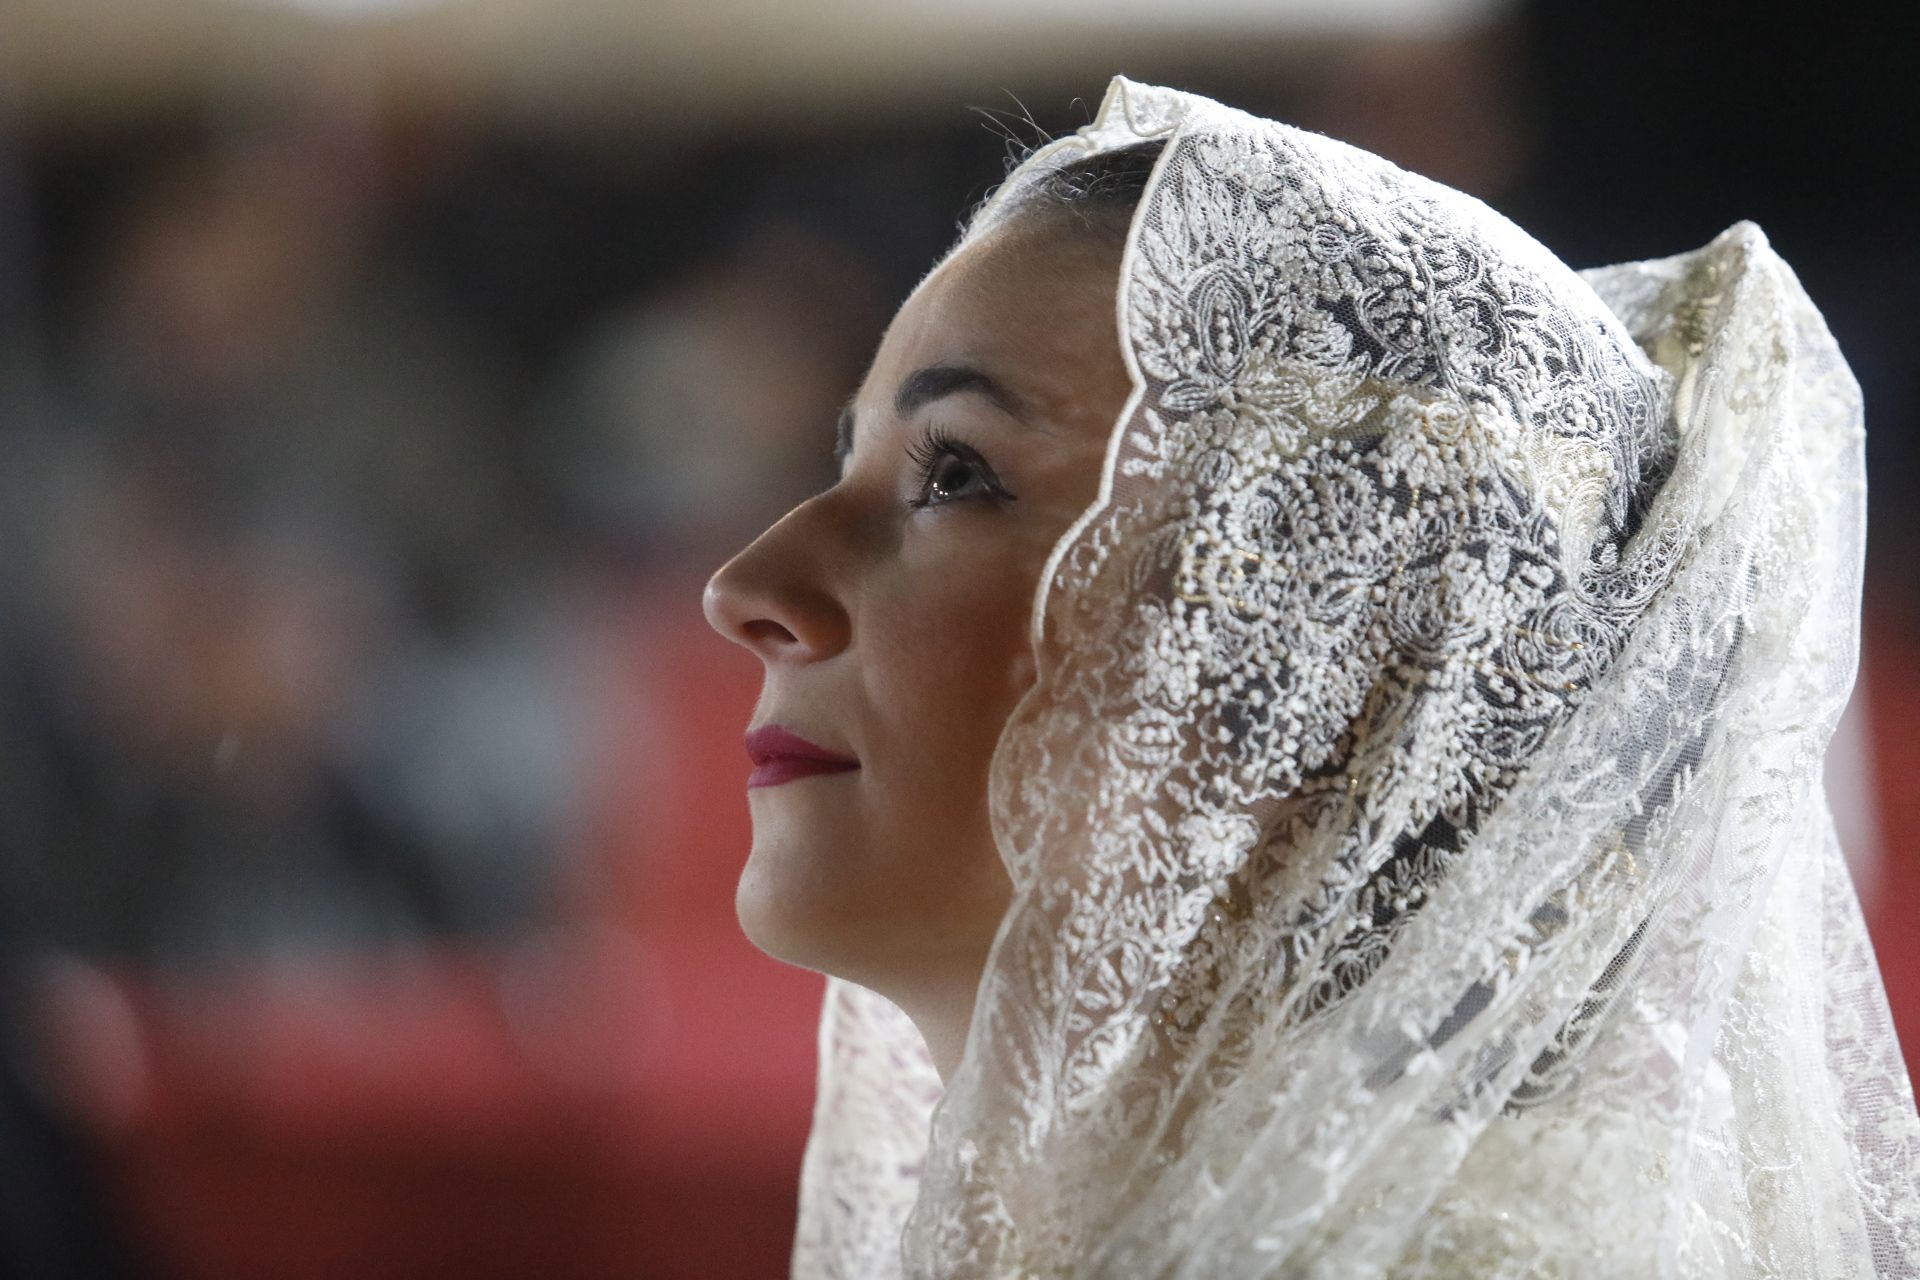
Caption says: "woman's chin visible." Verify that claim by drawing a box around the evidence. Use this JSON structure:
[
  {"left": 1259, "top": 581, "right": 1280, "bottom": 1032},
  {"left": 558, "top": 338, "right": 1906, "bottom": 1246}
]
[{"left": 733, "top": 849, "right": 856, "bottom": 975}]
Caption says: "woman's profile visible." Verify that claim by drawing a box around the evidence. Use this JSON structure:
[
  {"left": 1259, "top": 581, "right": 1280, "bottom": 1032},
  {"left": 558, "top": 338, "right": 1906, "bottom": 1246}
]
[{"left": 704, "top": 77, "right": 1920, "bottom": 1278}]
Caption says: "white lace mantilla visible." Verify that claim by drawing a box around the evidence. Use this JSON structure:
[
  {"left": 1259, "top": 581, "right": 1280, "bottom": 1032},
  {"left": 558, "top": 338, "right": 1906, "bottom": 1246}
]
[{"left": 793, "top": 77, "right": 1920, "bottom": 1279}]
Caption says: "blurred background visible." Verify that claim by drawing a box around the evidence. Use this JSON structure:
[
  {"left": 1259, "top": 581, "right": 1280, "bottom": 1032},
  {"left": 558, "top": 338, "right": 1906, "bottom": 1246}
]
[{"left": 0, "top": 0, "right": 1912, "bottom": 1275}]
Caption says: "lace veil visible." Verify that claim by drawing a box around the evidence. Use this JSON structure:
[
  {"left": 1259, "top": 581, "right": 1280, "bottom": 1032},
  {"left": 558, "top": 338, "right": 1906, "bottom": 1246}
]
[{"left": 791, "top": 77, "right": 1920, "bottom": 1278}]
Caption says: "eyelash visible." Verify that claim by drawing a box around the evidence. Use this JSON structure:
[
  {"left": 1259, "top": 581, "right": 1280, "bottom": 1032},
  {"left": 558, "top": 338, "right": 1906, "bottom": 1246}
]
[{"left": 904, "top": 425, "right": 1013, "bottom": 510}]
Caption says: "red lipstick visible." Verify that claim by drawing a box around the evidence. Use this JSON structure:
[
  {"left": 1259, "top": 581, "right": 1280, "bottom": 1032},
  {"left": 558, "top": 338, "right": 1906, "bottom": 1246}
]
[{"left": 745, "top": 725, "right": 860, "bottom": 790}]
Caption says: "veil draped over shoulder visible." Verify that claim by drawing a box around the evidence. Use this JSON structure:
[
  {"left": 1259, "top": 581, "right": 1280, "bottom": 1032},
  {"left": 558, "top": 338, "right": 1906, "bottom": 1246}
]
[{"left": 792, "top": 77, "right": 1920, "bottom": 1278}]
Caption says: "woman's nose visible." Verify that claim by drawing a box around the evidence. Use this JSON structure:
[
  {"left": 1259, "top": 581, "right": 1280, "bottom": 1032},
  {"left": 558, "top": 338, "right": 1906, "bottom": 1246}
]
[{"left": 702, "top": 515, "right": 852, "bottom": 664}]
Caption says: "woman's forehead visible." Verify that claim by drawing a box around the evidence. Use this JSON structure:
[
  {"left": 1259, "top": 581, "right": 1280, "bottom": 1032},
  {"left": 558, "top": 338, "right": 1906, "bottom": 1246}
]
[{"left": 853, "top": 224, "right": 1122, "bottom": 418}]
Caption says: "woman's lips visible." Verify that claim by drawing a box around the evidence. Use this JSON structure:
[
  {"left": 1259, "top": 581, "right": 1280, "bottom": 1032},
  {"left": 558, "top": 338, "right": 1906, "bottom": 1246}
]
[
  {"left": 748, "top": 756, "right": 860, "bottom": 788},
  {"left": 745, "top": 724, "right": 860, "bottom": 790}
]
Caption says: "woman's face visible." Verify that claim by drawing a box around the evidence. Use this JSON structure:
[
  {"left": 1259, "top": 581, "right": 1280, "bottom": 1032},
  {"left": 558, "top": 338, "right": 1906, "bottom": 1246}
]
[{"left": 702, "top": 216, "right": 1131, "bottom": 1014}]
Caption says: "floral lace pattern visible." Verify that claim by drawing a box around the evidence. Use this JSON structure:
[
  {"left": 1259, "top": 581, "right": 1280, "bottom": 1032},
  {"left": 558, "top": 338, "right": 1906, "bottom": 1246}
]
[{"left": 793, "top": 77, "right": 1920, "bottom": 1278}]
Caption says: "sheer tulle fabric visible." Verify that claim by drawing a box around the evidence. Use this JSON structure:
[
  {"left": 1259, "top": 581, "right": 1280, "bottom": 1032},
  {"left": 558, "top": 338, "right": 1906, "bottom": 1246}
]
[{"left": 793, "top": 78, "right": 1920, "bottom": 1278}]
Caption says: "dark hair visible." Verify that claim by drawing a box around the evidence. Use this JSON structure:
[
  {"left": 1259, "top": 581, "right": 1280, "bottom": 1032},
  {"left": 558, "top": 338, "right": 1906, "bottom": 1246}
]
[{"left": 996, "top": 138, "right": 1168, "bottom": 244}]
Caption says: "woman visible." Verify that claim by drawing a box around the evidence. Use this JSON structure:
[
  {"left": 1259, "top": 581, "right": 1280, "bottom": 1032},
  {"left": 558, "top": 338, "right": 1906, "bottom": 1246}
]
[{"left": 704, "top": 78, "right": 1920, "bottom": 1277}]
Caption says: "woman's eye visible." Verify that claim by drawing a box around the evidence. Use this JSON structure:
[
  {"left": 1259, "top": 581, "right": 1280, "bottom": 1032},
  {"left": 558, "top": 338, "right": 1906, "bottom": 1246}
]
[
  {"left": 925, "top": 453, "right": 984, "bottom": 501},
  {"left": 905, "top": 428, "right": 1013, "bottom": 510}
]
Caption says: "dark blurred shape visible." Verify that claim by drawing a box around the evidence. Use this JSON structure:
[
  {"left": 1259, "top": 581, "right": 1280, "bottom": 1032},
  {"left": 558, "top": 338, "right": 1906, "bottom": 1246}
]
[
  {"left": 537, "top": 221, "right": 885, "bottom": 561},
  {"left": 1515, "top": 0, "right": 1919, "bottom": 616},
  {"left": 0, "top": 960, "right": 138, "bottom": 1280}
]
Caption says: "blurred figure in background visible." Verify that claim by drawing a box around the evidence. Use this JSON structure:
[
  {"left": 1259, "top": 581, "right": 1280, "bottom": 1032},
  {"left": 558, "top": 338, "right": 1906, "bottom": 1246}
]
[
  {"left": 18, "top": 106, "right": 554, "bottom": 961},
  {"left": 541, "top": 221, "right": 880, "bottom": 563},
  {"left": 0, "top": 125, "right": 140, "bottom": 1280}
]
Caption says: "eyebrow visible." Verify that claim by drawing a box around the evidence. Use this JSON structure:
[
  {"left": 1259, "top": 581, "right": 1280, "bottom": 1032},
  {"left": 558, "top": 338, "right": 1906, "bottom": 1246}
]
[{"left": 834, "top": 363, "right": 1029, "bottom": 467}]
